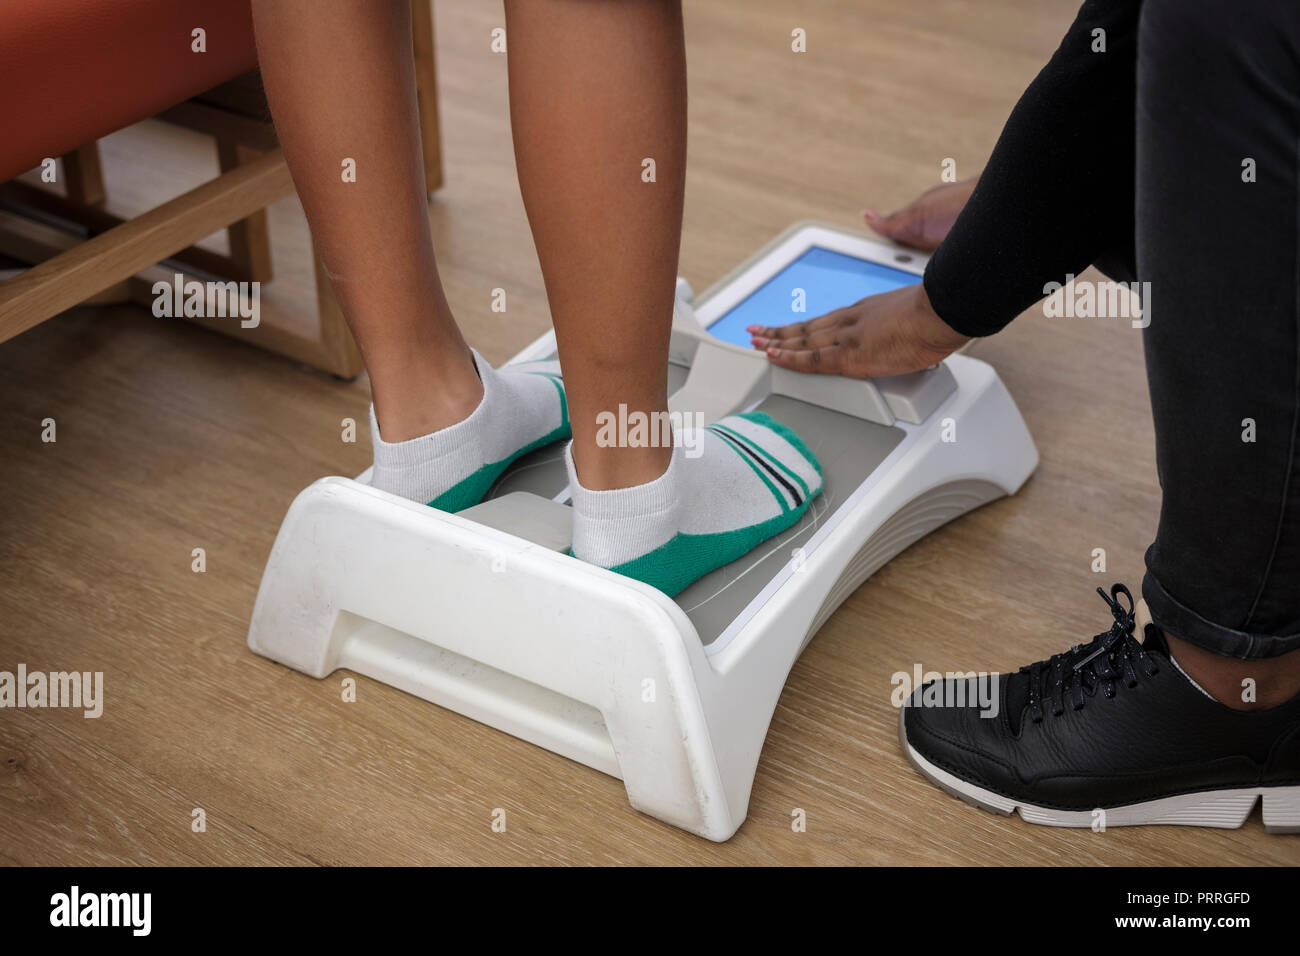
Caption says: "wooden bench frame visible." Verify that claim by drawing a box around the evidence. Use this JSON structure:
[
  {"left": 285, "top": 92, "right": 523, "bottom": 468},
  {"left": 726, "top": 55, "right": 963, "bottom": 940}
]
[{"left": 0, "top": 0, "right": 442, "bottom": 380}]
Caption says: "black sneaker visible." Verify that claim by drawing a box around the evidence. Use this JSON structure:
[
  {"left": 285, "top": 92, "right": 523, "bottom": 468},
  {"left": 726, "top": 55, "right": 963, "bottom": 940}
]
[{"left": 899, "top": 583, "right": 1300, "bottom": 832}]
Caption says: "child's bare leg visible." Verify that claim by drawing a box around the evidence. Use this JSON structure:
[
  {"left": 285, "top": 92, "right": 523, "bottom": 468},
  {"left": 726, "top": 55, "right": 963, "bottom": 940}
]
[
  {"left": 505, "top": 0, "right": 684, "bottom": 491},
  {"left": 252, "top": 0, "right": 571, "bottom": 511},
  {"left": 506, "top": 0, "right": 823, "bottom": 596},
  {"left": 251, "top": 0, "right": 478, "bottom": 441}
]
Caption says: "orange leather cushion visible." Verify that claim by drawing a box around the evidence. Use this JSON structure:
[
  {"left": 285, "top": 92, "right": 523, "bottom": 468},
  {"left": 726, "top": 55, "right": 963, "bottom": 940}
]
[{"left": 0, "top": 0, "right": 257, "bottom": 183}]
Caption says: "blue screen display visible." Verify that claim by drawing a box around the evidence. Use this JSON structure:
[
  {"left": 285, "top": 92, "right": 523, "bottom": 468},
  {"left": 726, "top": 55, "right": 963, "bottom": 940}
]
[{"left": 705, "top": 246, "right": 922, "bottom": 347}]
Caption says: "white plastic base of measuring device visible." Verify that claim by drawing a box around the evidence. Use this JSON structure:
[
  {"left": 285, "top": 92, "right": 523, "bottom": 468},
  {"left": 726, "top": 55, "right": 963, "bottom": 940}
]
[{"left": 248, "top": 231, "right": 1038, "bottom": 842}]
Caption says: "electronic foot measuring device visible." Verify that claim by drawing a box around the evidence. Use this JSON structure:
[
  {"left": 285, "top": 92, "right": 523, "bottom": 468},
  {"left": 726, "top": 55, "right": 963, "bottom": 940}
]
[{"left": 247, "top": 222, "right": 1038, "bottom": 841}]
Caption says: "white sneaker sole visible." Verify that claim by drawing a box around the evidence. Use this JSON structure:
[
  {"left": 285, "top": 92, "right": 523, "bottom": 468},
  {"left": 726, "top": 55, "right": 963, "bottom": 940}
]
[{"left": 898, "top": 708, "right": 1300, "bottom": 833}]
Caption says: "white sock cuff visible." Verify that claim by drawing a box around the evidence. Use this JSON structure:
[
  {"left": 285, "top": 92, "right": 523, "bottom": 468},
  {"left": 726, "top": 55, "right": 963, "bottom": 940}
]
[
  {"left": 368, "top": 351, "right": 496, "bottom": 503},
  {"left": 566, "top": 443, "right": 681, "bottom": 566},
  {"left": 716, "top": 414, "right": 821, "bottom": 491},
  {"left": 565, "top": 443, "right": 680, "bottom": 520}
]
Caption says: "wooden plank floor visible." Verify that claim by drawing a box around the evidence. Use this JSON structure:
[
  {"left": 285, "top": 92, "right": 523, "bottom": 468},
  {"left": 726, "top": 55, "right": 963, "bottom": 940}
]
[{"left": 2, "top": 0, "right": 1295, "bottom": 866}]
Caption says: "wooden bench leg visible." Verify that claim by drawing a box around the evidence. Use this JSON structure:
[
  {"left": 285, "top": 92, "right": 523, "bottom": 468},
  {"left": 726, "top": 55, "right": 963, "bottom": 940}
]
[
  {"left": 0, "top": 149, "right": 361, "bottom": 380},
  {"left": 4, "top": 62, "right": 389, "bottom": 381},
  {"left": 61, "top": 143, "right": 106, "bottom": 207},
  {"left": 412, "top": 0, "right": 444, "bottom": 195},
  {"left": 0, "top": 149, "right": 292, "bottom": 342},
  {"left": 217, "top": 140, "right": 275, "bottom": 283},
  {"left": 312, "top": 243, "right": 365, "bottom": 380}
]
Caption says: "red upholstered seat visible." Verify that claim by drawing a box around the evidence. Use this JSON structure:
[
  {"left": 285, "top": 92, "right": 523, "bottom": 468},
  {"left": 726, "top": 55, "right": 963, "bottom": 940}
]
[{"left": 0, "top": 0, "right": 257, "bottom": 183}]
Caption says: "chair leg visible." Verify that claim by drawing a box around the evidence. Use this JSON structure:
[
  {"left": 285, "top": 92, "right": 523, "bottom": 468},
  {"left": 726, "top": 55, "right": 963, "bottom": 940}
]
[
  {"left": 61, "top": 143, "right": 106, "bottom": 207},
  {"left": 312, "top": 242, "right": 365, "bottom": 380},
  {"left": 217, "top": 140, "right": 275, "bottom": 283},
  {"left": 5, "top": 74, "right": 370, "bottom": 380},
  {"left": 0, "top": 149, "right": 293, "bottom": 345},
  {"left": 411, "top": 0, "right": 444, "bottom": 195}
]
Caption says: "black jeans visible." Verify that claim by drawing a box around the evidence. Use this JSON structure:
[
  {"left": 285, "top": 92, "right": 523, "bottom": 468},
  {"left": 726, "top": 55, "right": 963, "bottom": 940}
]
[
  {"left": 1117, "top": 0, "right": 1300, "bottom": 659},
  {"left": 923, "top": 0, "right": 1300, "bottom": 658}
]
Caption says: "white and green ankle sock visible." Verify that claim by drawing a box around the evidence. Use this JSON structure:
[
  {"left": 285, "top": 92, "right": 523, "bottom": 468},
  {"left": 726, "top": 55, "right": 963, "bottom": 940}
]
[
  {"left": 369, "top": 350, "right": 569, "bottom": 512},
  {"left": 566, "top": 410, "right": 823, "bottom": 596}
]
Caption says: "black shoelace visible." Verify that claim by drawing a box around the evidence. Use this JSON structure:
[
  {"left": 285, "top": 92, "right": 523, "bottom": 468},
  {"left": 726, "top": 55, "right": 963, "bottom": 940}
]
[{"left": 1024, "top": 583, "right": 1161, "bottom": 723}]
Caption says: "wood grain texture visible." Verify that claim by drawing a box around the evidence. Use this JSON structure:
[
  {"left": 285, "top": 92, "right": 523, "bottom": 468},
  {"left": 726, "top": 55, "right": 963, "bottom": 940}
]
[
  {"left": 412, "top": 0, "right": 446, "bottom": 195},
  {"left": 216, "top": 142, "right": 275, "bottom": 284},
  {"left": 1, "top": 0, "right": 1295, "bottom": 866},
  {"left": 0, "top": 149, "right": 292, "bottom": 343},
  {"left": 61, "top": 144, "right": 105, "bottom": 208}
]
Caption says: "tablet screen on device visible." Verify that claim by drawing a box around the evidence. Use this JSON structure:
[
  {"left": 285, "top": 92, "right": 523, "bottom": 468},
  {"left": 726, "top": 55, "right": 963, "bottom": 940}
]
[{"left": 705, "top": 246, "right": 922, "bottom": 347}]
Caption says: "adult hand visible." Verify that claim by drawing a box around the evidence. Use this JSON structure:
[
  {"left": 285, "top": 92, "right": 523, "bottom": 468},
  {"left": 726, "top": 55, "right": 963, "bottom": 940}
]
[
  {"left": 862, "top": 178, "right": 976, "bottom": 251},
  {"left": 747, "top": 283, "right": 969, "bottom": 378}
]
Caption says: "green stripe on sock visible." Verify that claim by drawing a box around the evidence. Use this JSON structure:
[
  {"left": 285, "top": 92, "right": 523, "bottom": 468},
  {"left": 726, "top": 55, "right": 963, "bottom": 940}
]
[
  {"left": 708, "top": 425, "right": 792, "bottom": 515},
  {"left": 541, "top": 375, "right": 570, "bottom": 433},
  {"left": 609, "top": 411, "right": 824, "bottom": 596},
  {"left": 428, "top": 378, "right": 570, "bottom": 512},
  {"left": 734, "top": 410, "right": 823, "bottom": 478},
  {"left": 710, "top": 421, "right": 810, "bottom": 501},
  {"left": 608, "top": 491, "right": 816, "bottom": 597}
]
